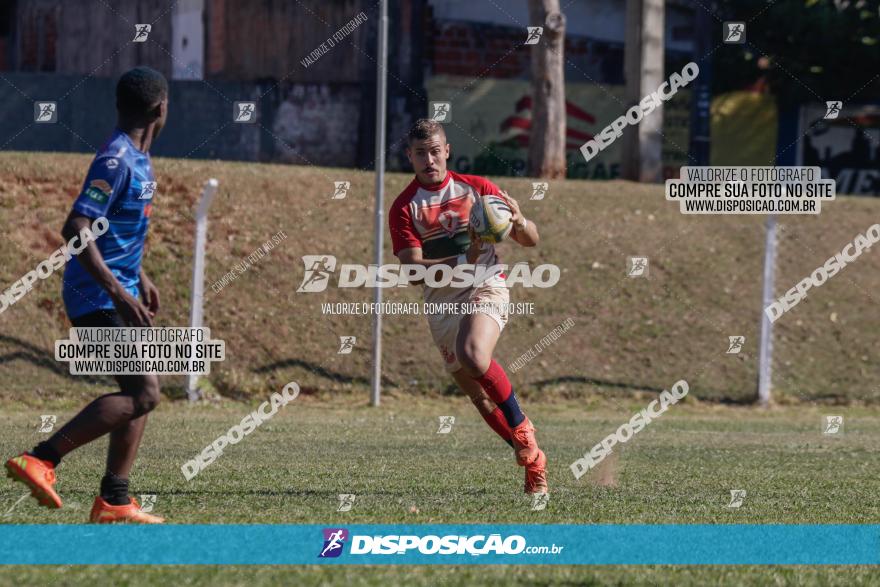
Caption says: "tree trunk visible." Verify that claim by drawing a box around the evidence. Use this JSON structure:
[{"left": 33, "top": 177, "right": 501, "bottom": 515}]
[
  {"left": 621, "top": 0, "right": 665, "bottom": 182},
  {"left": 527, "top": 0, "right": 566, "bottom": 179}
]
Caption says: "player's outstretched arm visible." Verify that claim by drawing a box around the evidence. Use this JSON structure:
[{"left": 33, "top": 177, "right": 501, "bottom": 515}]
[
  {"left": 499, "top": 191, "right": 539, "bottom": 247},
  {"left": 61, "top": 211, "right": 153, "bottom": 326}
]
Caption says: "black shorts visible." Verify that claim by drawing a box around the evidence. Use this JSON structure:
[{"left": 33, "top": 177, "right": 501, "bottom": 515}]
[{"left": 70, "top": 309, "right": 126, "bottom": 329}]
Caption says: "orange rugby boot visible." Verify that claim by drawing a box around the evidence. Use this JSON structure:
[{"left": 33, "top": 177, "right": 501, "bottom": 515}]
[
  {"left": 4, "top": 453, "right": 63, "bottom": 509},
  {"left": 89, "top": 496, "right": 165, "bottom": 524},
  {"left": 524, "top": 449, "right": 549, "bottom": 494},
  {"left": 510, "top": 417, "right": 540, "bottom": 466}
]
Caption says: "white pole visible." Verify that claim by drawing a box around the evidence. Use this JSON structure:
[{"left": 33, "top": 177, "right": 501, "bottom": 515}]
[
  {"left": 187, "top": 178, "right": 219, "bottom": 401},
  {"left": 757, "top": 214, "right": 777, "bottom": 406},
  {"left": 370, "top": 0, "right": 389, "bottom": 407}
]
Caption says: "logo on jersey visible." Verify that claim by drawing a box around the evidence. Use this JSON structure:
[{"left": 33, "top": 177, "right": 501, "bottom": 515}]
[
  {"left": 84, "top": 179, "right": 113, "bottom": 204},
  {"left": 139, "top": 181, "right": 157, "bottom": 200},
  {"left": 297, "top": 255, "right": 337, "bottom": 292},
  {"left": 319, "top": 528, "right": 349, "bottom": 558},
  {"left": 438, "top": 210, "right": 460, "bottom": 235},
  {"left": 34, "top": 102, "right": 57, "bottom": 123}
]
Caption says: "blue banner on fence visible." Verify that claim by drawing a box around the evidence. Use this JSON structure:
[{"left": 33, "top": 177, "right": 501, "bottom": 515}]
[{"left": 1, "top": 524, "right": 878, "bottom": 565}]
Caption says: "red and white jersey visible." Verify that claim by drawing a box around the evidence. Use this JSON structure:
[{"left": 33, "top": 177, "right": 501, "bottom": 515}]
[{"left": 389, "top": 171, "right": 505, "bottom": 302}]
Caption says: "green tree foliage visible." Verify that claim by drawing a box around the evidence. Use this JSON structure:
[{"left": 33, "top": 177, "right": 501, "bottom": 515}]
[{"left": 713, "top": 0, "right": 880, "bottom": 104}]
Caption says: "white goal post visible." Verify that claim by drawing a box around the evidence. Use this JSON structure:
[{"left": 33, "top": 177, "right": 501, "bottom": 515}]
[
  {"left": 187, "top": 178, "right": 219, "bottom": 401},
  {"left": 370, "top": 0, "right": 389, "bottom": 407},
  {"left": 757, "top": 215, "right": 777, "bottom": 406}
]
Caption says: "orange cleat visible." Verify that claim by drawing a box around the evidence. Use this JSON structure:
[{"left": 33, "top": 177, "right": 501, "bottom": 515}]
[
  {"left": 89, "top": 496, "right": 165, "bottom": 524},
  {"left": 511, "top": 417, "right": 540, "bottom": 466},
  {"left": 4, "top": 453, "right": 63, "bottom": 509},
  {"left": 524, "top": 449, "right": 548, "bottom": 494}
]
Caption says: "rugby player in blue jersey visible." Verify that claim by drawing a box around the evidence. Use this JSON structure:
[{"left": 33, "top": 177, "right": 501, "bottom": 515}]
[{"left": 5, "top": 67, "right": 168, "bottom": 523}]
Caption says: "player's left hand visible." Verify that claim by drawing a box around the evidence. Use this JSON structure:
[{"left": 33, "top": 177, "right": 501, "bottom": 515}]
[
  {"left": 499, "top": 190, "right": 527, "bottom": 232},
  {"left": 139, "top": 273, "right": 161, "bottom": 317}
]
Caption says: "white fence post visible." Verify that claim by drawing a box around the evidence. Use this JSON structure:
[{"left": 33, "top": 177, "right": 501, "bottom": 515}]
[
  {"left": 187, "top": 178, "right": 219, "bottom": 401},
  {"left": 370, "top": 0, "right": 389, "bottom": 408},
  {"left": 757, "top": 215, "right": 777, "bottom": 406}
]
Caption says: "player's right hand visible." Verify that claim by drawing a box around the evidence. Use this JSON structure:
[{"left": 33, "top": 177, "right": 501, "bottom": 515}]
[{"left": 112, "top": 290, "right": 154, "bottom": 327}]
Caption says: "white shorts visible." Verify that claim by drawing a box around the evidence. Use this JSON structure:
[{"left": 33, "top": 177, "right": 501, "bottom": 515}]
[{"left": 426, "top": 284, "right": 510, "bottom": 373}]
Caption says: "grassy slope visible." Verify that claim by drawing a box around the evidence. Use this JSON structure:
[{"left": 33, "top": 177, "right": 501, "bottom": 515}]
[
  {"left": 1, "top": 399, "right": 878, "bottom": 584},
  {"left": 0, "top": 152, "right": 878, "bottom": 405}
]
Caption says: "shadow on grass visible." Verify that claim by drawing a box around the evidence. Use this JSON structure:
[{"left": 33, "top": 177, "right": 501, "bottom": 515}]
[
  {"left": 0, "top": 333, "right": 114, "bottom": 387},
  {"left": 117, "top": 486, "right": 497, "bottom": 498},
  {"left": 533, "top": 375, "right": 667, "bottom": 394},
  {"left": 0, "top": 333, "right": 750, "bottom": 404},
  {"left": 531, "top": 375, "right": 753, "bottom": 405},
  {"left": 420, "top": 375, "right": 751, "bottom": 404},
  {"left": 253, "top": 357, "right": 397, "bottom": 388}
]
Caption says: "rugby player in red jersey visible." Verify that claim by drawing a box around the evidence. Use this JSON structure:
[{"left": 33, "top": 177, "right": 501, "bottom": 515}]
[{"left": 389, "top": 119, "right": 548, "bottom": 494}]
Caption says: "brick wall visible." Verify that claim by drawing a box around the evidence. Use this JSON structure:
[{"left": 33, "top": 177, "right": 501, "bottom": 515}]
[
  {"left": 204, "top": 0, "right": 370, "bottom": 83},
  {"left": 206, "top": 0, "right": 226, "bottom": 76},
  {"left": 0, "top": 38, "right": 8, "bottom": 71},
  {"left": 431, "top": 21, "right": 531, "bottom": 79},
  {"left": 9, "top": 0, "right": 174, "bottom": 77},
  {"left": 428, "top": 19, "right": 625, "bottom": 84}
]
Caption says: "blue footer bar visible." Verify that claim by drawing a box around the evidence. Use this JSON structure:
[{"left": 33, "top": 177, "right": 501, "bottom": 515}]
[{"left": 1, "top": 524, "right": 878, "bottom": 565}]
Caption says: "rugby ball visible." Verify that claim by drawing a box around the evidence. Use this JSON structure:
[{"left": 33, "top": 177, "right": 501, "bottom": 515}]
[{"left": 469, "top": 194, "right": 513, "bottom": 243}]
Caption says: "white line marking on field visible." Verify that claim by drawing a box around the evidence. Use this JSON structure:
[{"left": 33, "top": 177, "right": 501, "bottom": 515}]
[{"left": 2, "top": 493, "right": 30, "bottom": 517}]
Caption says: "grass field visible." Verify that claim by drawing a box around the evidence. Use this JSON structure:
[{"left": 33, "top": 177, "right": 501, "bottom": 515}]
[
  {"left": 1, "top": 153, "right": 879, "bottom": 584},
  {"left": 2, "top": 397, "right": 879, "bottom": 584}
]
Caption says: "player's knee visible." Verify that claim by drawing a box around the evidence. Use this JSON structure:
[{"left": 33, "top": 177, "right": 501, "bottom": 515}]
[
  {"left": 132, "top": 376, "right": 161, "bottom": 415},
  {"left": 457, "top": 339, "right": 491, "bottom": 376}
]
